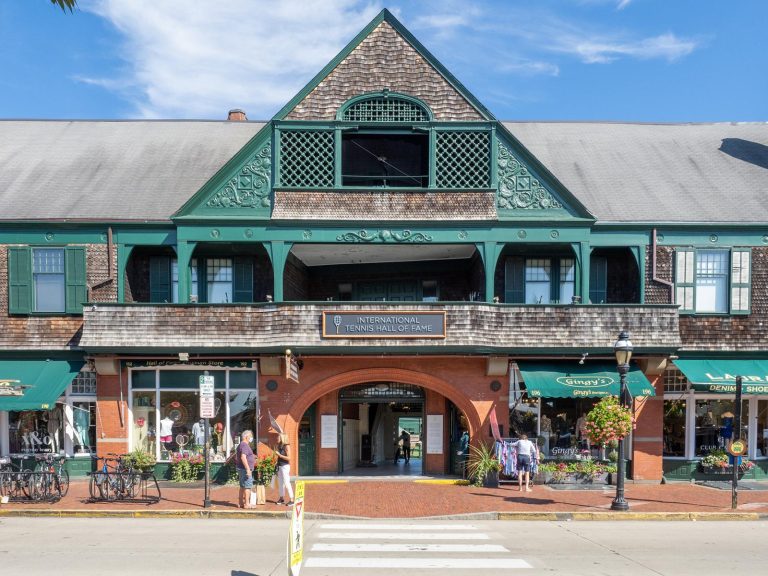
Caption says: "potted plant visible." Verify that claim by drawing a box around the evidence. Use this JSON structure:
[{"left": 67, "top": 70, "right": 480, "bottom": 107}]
[
  {"left": 170, "top": 452, "right": 205, "bottom": 483},
  {"left": 700, "top": 449, "right": 729, "bottom": 473},
  {"left": 124, "top": 448, "right": 157, "bottom": 476},
  {"left": 466, "top": 442, "right": 502, "bottom": 488}
]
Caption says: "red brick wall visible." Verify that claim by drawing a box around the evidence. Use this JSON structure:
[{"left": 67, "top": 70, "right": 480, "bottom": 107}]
[
  {"left": 631, "top": 374, "right": 663, "bottom": 481},
  {"left": 95, "top": 372, "right": 130, "bottom": 457}
]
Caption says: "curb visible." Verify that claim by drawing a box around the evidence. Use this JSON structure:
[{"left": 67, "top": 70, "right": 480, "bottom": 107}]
[{"left": 1, "top": 509, "right": 766, "bottom": 521}]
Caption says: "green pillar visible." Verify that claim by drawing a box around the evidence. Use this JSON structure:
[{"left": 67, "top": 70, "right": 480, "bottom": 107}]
[
  {"left": 265, "top": 241, "right": 292, "bottom": 302},
  {"left": 477, "top": 241, "right": 500, "bottom": 303},
  {"left": 572, "top": 241, "right": 591, "bottom": 302},
  {"left": 630, "top": 246, "right": 645, "bottom": 304},
  {"left": 116, "top": 244, "right": 134, "bottom": 303},
  {"left": 176, "top": 241, "right": 197, "bottom": 303}
]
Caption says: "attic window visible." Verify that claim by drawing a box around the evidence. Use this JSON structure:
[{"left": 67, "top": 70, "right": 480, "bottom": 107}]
[
  {"left": 341, "top": 95, "right": 430, "bottom": 122},
  {"left": 342, "top": 132, "right": 428, "bottom": 188}
]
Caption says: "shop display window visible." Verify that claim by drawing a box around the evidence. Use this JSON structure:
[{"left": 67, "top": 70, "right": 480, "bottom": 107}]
[
  {"left": 536, "top": 398, "right": 599, "bottom": 459},
  {"left": 9, "top": 408, "right": 64, "bottom": 454},
  {"left": 72, "top": 402, "right": 96, "bottom": 454},
  {"left": 694, "top": 399, "right": 748, "bottom": 457},
  {"left": 663, "top": 400, "right": 686, "bottom": 457},
  {"left": 158, "top": 391, "right": 226, "bottom": 460},
  {"left": 756, "top": 400, "right": 768, "bottom": 459}
]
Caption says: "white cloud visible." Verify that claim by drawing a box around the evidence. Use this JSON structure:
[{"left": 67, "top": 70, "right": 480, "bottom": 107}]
[
  {"left": 80, "top": 0, "right": 382, "bottom": 118},
  {"left": 616, "top": 0, "right": 633, "bottom": 10},
  {"left": 554, "top": 32, "right": 698, "bottom": 64},
  {"left": 497, "top": 59, "right": 560, "bottom": 77}
]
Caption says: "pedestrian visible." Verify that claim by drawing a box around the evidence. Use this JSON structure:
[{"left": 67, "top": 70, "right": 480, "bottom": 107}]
[
  {"left": 512, "top": 433, "right": 537, "bottom": 492},
  {"left": 458, "top": 429, "right": 470, "bottom": 479},
  {"left": 236, "top": 429, "right": 255, "bottom": 509},
  {"left": 399, "top": 429, "right": 411, "bottom": 464},
  {"left": 275, "top": 433, "right": 294, "bottom": 505}
]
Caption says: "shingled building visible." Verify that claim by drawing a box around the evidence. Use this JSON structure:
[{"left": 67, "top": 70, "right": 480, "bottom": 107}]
[{"left": 1, "top": 10, "right": 767, "bottom": 483}]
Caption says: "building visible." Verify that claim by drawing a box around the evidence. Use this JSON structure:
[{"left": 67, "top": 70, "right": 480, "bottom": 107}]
[{"left": 1, "top": 10, "right": 767, "bottom": 482}]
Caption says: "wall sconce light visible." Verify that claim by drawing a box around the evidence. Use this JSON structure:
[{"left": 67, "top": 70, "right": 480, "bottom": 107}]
[
  {"left": 579, "top": 353, "right": 588, "bottom": 365},
  {"left": 178, "top": 352, "right": 189, "bottom": 362}
]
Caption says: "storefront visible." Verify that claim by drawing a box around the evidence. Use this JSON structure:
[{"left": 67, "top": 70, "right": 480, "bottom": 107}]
[
  {"left": 512, "top": 362, "right": 656, "bottom": 462},
  {"left": 662, "top": 360, "right": 768, "bottom": 480},
  {"left": 125, "top": 361, "right": 258, "bottom": 463}
]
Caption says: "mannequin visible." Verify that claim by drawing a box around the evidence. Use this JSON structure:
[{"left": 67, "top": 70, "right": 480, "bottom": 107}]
[
  {"left": 73, "top": 405, "right": 92, "bottom": 453},
  {"left": 576, "top": 413, "right": 590, "bottom": 449},
  {"left": 192, "top": 419, "right": 205, "bottom": 446},
  {"left": 159, "top": 416, "right": 174, "bottom": 443}
]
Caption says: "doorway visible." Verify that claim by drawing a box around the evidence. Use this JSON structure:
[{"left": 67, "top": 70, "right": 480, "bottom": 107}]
[{"left": 338, "top": 382, "right": 425, "bottom": 475}]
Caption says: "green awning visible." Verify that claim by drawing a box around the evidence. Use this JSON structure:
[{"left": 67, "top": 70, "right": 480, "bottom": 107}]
[
  {"left": 674, "top": 359, "right": 768, "bottom": 394},
  {"left": 518, "top": 362, "right": 656, "bottom": 399},
  {"left": 0, "top": 359, "right": 84, "bottom": 411}
]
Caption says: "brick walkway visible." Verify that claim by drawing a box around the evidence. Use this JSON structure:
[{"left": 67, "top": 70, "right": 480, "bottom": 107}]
[{"left": 2, "top": 479, "right": 768, "bottom": 517}]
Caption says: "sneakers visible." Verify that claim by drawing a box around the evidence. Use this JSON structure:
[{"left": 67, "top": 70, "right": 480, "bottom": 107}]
[{"left": 276, "top": 499, "right": 285, "bottom": 505}]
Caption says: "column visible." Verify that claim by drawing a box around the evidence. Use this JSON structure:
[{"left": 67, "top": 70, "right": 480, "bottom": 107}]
[
  {"left": 0, "top": 411, "right": 9, "bottom": 456},
  {"left": 265, "top": 241, "right": 292, "bottom": 302},
  {"left": 116, "top": 244, "right": 134, "bottom": 303},
  {"left": 175, "top": 241, "right": 196, "bottom": 303}
]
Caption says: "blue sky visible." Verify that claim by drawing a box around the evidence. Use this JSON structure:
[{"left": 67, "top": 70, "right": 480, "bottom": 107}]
[{"left": 0, "top": 0, "right": 765, "bottom": 121}]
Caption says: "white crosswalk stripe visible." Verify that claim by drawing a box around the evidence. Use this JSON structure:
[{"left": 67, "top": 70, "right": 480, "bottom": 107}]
[{"left": 304, "top": 522, "right": 532, "bottom": 571}]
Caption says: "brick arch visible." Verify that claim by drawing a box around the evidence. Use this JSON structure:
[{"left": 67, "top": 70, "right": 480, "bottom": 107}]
[{"left": 288, "top": 367, "right": 482, "bottom": 444}]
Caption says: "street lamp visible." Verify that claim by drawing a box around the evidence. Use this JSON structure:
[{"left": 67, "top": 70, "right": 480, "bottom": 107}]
[{"left": 611, "top": 330, "right": 633, "bottom": 511}]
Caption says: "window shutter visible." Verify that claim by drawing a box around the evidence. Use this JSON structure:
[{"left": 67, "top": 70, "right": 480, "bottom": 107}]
[
  {"left": 149, "top": 256, "right": 171, "bottom": 303},
  {"left": 589, "top": 256, "right": 607, "bottom": 304},
  {"left": 233, "top": 257, "right": 254, "bottom": 303},
  {"left": 65, "top": 246, "right": 87, "bottom": 314},
  {"left": 8, "top": 247, "right": 32, "bottom": 314},
  {"left": 504, "top": 257, "right": 524, "bottom": 303},
  {"left": 730, "top": 248, "right": 751, "bottom": 314},
  {"left": 674, "top": 249, "right": 695, "bottom": 313}
]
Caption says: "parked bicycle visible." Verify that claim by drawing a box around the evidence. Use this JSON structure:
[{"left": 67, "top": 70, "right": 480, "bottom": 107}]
[
  {"left": 32, "top": 453, "right": 70, "bottom": 502},
  {"left": 0, "top": 456, "right": 35, "bottom": 501},
  {"left": 88, "top": 453, "right": 160, "bottom": 503}
]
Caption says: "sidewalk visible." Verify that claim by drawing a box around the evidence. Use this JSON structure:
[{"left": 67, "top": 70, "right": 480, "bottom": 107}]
[{"left": 2, "top": 478, "right": 768, "bottom": 519}]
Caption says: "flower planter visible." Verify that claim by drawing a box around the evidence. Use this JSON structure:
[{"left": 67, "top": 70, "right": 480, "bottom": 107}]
[{"left": 482, "top": 470, "right": 499, "bottom": 488}]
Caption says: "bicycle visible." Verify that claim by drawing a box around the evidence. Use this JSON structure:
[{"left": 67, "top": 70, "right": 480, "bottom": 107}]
[
  {"left": 32, "top": 453, "right": 70, "bottom": 502},
  {"left": 0, "top": 456, "right": 35, "bottom": 501},
  {"left": 89, "top": 453, "right": 159, "bottom": 503}
]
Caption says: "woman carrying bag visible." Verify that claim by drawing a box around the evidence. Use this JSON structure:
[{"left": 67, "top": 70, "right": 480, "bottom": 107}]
[{"left": 275, "top": 433, "right": 294, "bottom": 505}]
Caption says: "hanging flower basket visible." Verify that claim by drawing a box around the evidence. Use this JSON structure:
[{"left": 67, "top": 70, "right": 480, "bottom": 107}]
[{"left": 585, "top": 397, "right": 633, "bottom": 447}]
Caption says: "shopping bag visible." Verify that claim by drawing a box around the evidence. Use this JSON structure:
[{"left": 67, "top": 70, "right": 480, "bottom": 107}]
[
  {"left": 249, "top": 491, "right": 258, "bottom": 506},
  {"left": 256, "top": 484, "right": 266, "bottom": 505}
]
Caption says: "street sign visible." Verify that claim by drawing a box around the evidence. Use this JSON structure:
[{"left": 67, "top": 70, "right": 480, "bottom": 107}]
[
  {"left": 728, "top": 438, "right": 747, "bottom": 456},
  {"left": 200, "top": 397, "right": 215, "bottom": 419},
  {"left": 199, "top": 375, "right": 215, "bottom": 397},
  {"left": 288, "top": 480, "right": 305, "bottom": 576},
  {"left": 286, "top": 354, "right": 299, "bottom": 384}
]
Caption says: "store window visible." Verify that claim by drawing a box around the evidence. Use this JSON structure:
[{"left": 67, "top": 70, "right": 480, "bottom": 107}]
[
  {"left": 71, "top": 370, "right": 97, "bottom": 395},
  {"left": 694, "top": 399, "right": 749, "bottom": 457},
  {"left": 536, "top": 398, "right": 599, "bottom": 459},
  {"left": 663, "top": 400, "right": 686, "bottom": 457},
  {"left": 129, "top": 367, "right": 258, "bottom": 462},
  {"left": 72, "top": 402, "right": 96, "bottom": 454},
  {"left": 757, "top": 400, "right": 768, "bottom": 459},
  {"left": 9, "top": 408, "right": 64, "bottom": 454}
]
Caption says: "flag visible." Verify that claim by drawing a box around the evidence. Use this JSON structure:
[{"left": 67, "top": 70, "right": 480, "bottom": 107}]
[
  {"left": 489, "top": 406, "right": 503, "bottom": 442},
  {"left": 269, "top": 410, "right": 284, "bottom": 435}
]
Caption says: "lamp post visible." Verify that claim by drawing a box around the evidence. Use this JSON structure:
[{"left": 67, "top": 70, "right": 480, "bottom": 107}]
[{"left": 611, "top": 330, "right": 633, "bottom": 512}]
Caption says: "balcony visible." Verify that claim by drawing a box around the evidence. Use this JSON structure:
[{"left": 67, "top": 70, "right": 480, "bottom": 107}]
[{"left": 80, "top": 302, "right": 681, "bottom": 354}]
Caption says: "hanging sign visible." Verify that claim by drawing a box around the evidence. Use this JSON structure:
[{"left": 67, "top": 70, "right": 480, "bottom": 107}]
[
  {"left": 285, "top": 354, "right": 300, "bottom": 384},
  {"left": 728, "top": 438, "right": 748, "bottom": 456},
  {"left": 288, "top": 480, "right": 305, "bottom": 576}
]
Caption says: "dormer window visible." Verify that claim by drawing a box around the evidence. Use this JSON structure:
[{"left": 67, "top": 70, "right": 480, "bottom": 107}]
[{"left": 276, "top": 92, "right": 492, "bottom": 190}]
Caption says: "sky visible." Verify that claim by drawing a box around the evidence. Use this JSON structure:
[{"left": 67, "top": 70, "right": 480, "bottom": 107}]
[{"left": 0, "top": 0, "right": 765, "bottom": 122}]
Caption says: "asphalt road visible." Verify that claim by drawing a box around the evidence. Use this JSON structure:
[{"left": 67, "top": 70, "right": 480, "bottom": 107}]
[{"left": 2, "top": 518, "right": 767, "bottom": 575}]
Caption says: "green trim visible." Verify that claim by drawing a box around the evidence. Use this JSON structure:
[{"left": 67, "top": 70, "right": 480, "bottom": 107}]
[
  {"left": 172, "top": 124, "right": 272, "bottom": 219},
  {"left": 0, "top": 359, "right": 84, "bottom": 411},
  {"left": 336, "top": 91, "right": 434, "bottom": 121},
  {"left": 272, "top": 9, "right": 494, "bottom": 122}
]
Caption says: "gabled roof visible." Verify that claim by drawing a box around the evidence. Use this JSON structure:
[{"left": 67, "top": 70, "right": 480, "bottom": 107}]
[
  {"left": 506, "top": 122, "right": 768, "bottom": 223},
  {"left": 0, "top": 120, "right": 263, "bottom": 221},
  {"left": 274, "top": 9, "right": 494, "bottom": 122}
]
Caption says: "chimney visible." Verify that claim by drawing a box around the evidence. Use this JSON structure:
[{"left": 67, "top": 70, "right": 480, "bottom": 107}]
[{"left": 227, "top": 108, "right": 247, "bottom": 121}]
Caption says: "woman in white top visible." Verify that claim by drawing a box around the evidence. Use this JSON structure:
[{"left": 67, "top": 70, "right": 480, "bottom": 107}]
[{"left": 512, "top": 434, "right": 537, "bottom": 492}]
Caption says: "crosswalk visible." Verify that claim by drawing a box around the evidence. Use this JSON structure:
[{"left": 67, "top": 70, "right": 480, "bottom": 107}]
[{"left": 303, "top": 522, "right": 532, "bottom": 570}]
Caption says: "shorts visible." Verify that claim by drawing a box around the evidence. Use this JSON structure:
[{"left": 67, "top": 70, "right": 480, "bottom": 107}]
[
  {"left": 517, "top": 454, "right": 532, "bottom": 472},
  {"left": 238, "top": 468, "right": 253, "bottom": 489},
  {"left": 160, "top": 435, "right": 172, "bottom": 443}
]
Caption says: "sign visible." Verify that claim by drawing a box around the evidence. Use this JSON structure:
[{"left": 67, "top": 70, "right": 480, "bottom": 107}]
[
  {"left": 124, "top": 360, "right": 253, "bottom": 368},
  {"left": 322, "top": 311, "right": 446, "bottom": 339},
  {"left": 0, "top": 380, "right": 25, "bottom": 397},
  {"left": 426, "top": 414, "right": 443, "bottom": 455},
  {"left": 285, "top": 354, "right": 300, "bottom": 384},
  {"left": 288, "top": 480, "right": 305, "bottom": 576},
  {"left": 320, "top": 415, "right": 337, "bottom": 449},
  {"left": 199, "top": 375, "right": 215, "bottom": 397},
  {"left": 728, "top": 438, "right": 748, "bottom": 456},
  {"left": 200, "top": 397, "right": 215, "bottom": 418}
]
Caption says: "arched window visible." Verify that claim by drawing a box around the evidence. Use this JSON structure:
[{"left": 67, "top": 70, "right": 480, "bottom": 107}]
[{"left": 338, "top": 92, "right": 432, "bottom": 122}]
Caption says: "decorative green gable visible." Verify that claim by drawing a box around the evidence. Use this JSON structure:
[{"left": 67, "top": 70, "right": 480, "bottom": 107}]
[{"left": 173, "top": 126, "right": 272, "bottom": 219}]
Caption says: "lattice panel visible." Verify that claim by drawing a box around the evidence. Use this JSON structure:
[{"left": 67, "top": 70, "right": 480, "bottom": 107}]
[
  {"left": 342, "top": 97, "right": 429, "bottom": 122},
  {"left": 435, "top": 131, "right": 490, "bottom": 188},
  {"left": 279, "top": 130, "right": 335, "bottom": 187}
]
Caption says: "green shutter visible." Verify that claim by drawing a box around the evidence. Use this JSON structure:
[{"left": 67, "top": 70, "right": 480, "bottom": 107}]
[
  {"left": 233, "top": 257, "right": 253, "bottom": 303},
  {"left": 589, "top": 256, "right": 607, "bottom": 304},
  {"left": 504, "top": 257, "right": 524, "bottom": 303},
  {"left": 65, "top": 246, "right": 87, "bottom": 315},
  {"left": 149, "top": 256, "right": 171, "bottom": 303},
  {"left": 730, "top": 248, "right": 751, "bottom": 315},
  {"left": 8, "top": 247, "right": 32, "bottom": 314},
  {"left": 674, "top": 248, "right": 695, "bottom": 313}
]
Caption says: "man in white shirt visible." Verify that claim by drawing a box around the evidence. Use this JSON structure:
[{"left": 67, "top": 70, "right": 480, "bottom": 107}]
[{"left": 512, "top": 434, "right": 537, "bottom": 492}]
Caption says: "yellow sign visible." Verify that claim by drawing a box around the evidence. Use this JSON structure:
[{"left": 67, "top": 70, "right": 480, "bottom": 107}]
[
  {"left": 728, "top": 438, "right": 747, "bottom": 456},
  {"left": 288, "top": 480, "right": 305, "bottom": 576}
]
